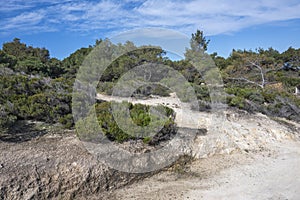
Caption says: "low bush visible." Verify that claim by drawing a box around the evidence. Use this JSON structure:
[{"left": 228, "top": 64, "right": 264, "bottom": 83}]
[{"left": 95, "top": 101, "right": 176, "bottom": 143}]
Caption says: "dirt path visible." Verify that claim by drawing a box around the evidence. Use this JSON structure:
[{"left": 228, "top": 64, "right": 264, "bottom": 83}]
[
  {"left": 104, "top": 140, "right": 300, "bottom": 200},
  {"left": 96, "top": 93, "right": 300, "bottom": 200},
  {"left": 96, "top": 93, "right": 212, "bottom": 129},
  {"left": 185, "top": 141, "right": 300, "bottom": 200}
]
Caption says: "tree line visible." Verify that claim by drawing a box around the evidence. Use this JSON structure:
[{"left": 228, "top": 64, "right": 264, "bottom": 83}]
[{"left": 0, "top": 31, "right": 299, "bottom": 140}]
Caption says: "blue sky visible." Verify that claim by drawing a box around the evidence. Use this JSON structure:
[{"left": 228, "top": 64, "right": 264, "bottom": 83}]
[{"left": 1, "top": 0, "right": 300, "bottom": 60}]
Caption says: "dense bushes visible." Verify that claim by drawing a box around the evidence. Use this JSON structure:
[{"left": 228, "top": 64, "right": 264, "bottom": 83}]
[
  {"left": 224, "top": 84, "right": 300, "bottom": 121},
  {"left": 220, "top": 47, "right": 300, "bottom": 121},
  {"left": 1, "top": 36, "right": 300, "bottom": 134},
  {"left": 94, "top": 101, "right": 176, "bottom": 143},
  {"left": 0, "top": 72, "right": 73, "bottom": 129},
  {"left": 0, "top": 104, "right": 17, "bottom": 131}
]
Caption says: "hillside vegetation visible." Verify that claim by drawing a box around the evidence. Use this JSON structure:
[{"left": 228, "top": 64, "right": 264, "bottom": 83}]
[{"left": 1, "top": 31, "right": 299, "bottom": 141}]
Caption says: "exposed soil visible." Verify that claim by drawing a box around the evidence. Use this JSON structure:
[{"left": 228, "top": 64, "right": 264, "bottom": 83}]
[
  {"left": 95, "top": 93, "right": 300, "bottom": 200},
  {"left": 0, "top": 93, "right": 299, "bottom": 199},
  {"left": 0, "top": 131, "right": 152, "bottom": 200},
  {"left": 105, "top": 141, "right": 300, "bottom": 200}
]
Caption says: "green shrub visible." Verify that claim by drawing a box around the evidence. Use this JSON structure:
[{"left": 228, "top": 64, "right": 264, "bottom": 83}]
[
  {"left": 0, "top": 105, "right": 17, "bottom": 131},
  {"left": 95, "top": 101, "right": 175, "bottom": 143},
  {"left": 58, "top": 114, "right": 74, "bottom": 129},
  {"left": 143, "top": 136, "right": 151, "bottom": 144},
  {"left": 229, "top": 96, "right": 245, "bottom": 109}
]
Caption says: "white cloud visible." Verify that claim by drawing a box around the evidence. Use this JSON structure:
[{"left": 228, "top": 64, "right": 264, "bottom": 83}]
[
  {"left": 112, "top": 28, "right": 188, "bottom": 41},
  {"left": 1, "top": 11, "right": 45, "bottom": 30},
  {"left": 1, "top": 0, "right": 300, "bottom": 36},
  {"left": 133, "top": 0, "right": 300, "bottom": 35},
  {"left": 0, "top": 0, "right": 71, "bottom": 12}
]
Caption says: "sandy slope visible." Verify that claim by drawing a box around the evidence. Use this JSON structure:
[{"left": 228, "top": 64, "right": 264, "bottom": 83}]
[
  {"left": 1, "top": 93, "right": 298, "bottom": 199},
  {"left": 185, "top": 141, "right": 300, "bottom": 200},
  {"left": 96, "top": 93, "right": 300, "bottom": 200},
  {"left": 102, "top": 141, "right": 300, "bottom": 200}
]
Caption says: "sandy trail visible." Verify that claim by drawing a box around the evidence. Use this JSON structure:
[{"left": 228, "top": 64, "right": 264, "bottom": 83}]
[
  {"left": 185, "top": 141, "right": 300, "bottom": 200},
  {"left": 96, "top": 93, "right": 212, "bottom": 129},
  {"left": 95, "top": 92, "right": 300, "bottom": 200},
  {"left": 105, "top": 141, "right": 300, "bottom": 200}
]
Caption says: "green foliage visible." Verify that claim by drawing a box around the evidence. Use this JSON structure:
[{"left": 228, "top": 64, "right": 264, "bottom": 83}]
[
  {"left": 97, "top": 82, "right": 114, "bottom": 95},
  {"left": 0, "top": 103, "right": 17, "bottom": 131},
  {"left": 0, "top": 38, "right": 67, "bottom": 78},
  {"left": 16, "top": 57, "right": 47, "bottom": 75},
  {"left": 1, "top": 35, "right": 300, "bottom": 132},
  {"left": 2, "top": 38, "right": 27, "bottom": 60},
  {"left": 94, "top": 46, "right": 167, "bottom": 97},
  {"left": 211, "top": 52, "right": 230, "bottom": 70},
  {"left": 279, "top": 47, "right": 300, "bottom": 64},
  {"left": 261, "top": 90, "right": 277, "bottom": 103},
  {"left": 133, "top": 84, "right": 171, "bottom": 98},
  {"left": 189, "top": 29, "right": 210, "bottom": 52},
  {"left": 0, "top": 50, "right": 17, "bottom": 68},
  {"left": 58, "top": 114, "right": 74, "bottom": 129},
  {"left": 61, "top": 47, "right": 93, "bottom": 78},
  {"left": 142, "top": 136, "right": 151, "bottom": 144},
  {"left": 95, "top": 101, "right": 175, "bottom": 143},
  {"left": 0, "top": 73, "right": 73, "bottom": 129},
  {"left": 3, "top": 38, "right": 50, "bottom": 62},
  {"left": 129, "top": 103, "right": 151, "bottom": 126},
  {"left": 226, "top": 87, "right": 262, "bottom": 100},
  {"left": 228, "top": 96, "right": 245, "bottom": 109},
  {"left": 220, "top": 45, "right": 299, "bottom": 121},
  {"left": 0, "top": 38, "right": 80, "bottom": 131},
  {"left": 193, "top": 84, "right": 210, "bottom": 101},
  {"left": 95, "top": 101, "right": 131, "bottom": 142},
  {"left": 279, "top": 76, "right": 300, "bottom": 88}
]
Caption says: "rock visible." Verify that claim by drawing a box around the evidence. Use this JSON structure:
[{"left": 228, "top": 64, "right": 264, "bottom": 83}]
[{"left": 0, "top": 133, "right": 151, "bottom": 199}]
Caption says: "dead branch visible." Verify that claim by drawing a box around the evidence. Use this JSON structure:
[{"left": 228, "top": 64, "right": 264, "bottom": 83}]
[
  {"left": 248, "top": 61, "right": 266, "bottom": 88},
  {"left": 227, "top": 77, "right": 264, "bottom": 89}
]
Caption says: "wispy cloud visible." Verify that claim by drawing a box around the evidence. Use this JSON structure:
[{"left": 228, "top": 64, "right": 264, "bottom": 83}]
[
  {"left": 1, "top": 0, "right": 300, "bottom": 36},
  {"left": 0, "top": 10, "right": 49, "bottom": 35},
  {"left": 134, "top": 0, "right": 300, "bottom": 35}
]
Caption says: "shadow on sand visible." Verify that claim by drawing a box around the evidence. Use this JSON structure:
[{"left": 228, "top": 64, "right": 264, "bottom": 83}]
[{"left": 0, "top": 121, "right": 48, "bottom": 143}]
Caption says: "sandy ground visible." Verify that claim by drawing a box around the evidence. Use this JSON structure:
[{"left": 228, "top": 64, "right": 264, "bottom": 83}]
[
  {"left": 1, "top": 93, "right": 298, "bottom": 199},
  {"left": 186, "top": 141, "right": 300, "bottom": 200},
  {"left": 95, "top": 93, "right": 300, "bottom": 200},
  {"left": 103, "top": 140, "right": 300, "bottom": 200}
]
